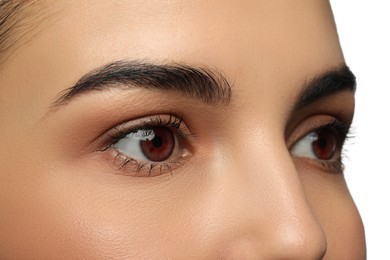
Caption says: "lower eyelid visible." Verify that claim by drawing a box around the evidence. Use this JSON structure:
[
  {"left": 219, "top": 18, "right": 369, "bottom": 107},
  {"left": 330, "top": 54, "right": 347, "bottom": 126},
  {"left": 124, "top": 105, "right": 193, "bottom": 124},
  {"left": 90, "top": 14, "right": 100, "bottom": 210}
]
[
  {"left": 293, "top": 156, "right": 344, "bottom": 174},
  {"left": 99, "top": 146, "right": 188, "bottom": 177}
]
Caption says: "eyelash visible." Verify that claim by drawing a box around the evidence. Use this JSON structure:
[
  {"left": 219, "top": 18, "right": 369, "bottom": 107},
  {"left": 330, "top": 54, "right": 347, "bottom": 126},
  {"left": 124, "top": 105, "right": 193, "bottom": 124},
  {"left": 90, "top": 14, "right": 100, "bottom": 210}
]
[
  {"left": 294, "top": 119, "right": 353, "bottom": 173},
  {"left": 99, "top": 113, "right": 353, "bottom": 177},
  {"left": 100, "top": 113, "right": 191, "bottom": 176}
]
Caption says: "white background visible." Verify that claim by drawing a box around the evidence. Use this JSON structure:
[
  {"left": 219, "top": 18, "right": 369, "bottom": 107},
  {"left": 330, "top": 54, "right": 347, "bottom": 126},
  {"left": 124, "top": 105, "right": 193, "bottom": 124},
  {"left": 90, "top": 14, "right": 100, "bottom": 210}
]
[{"left": 330, "top": 1, "right": 390, "bottom": 259}]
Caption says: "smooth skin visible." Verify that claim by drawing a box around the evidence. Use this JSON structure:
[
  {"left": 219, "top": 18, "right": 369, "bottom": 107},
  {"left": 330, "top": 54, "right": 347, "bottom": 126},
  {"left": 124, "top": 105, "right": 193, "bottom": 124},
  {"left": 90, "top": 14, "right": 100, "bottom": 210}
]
[{"left": 0, "top": 0, "right": 365, "bottom": 259}]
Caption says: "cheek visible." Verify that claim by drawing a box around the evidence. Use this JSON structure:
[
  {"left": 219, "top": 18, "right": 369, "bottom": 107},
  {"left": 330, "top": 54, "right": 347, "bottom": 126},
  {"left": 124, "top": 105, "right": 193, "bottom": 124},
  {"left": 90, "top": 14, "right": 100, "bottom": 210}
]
[
  {"left": 321, "top": 202, "right": 366, "bottom": 259},
  {"left": 0, "top": 165, "right": 161, "bottom": 258},
  {"left": 299, "top": 167, "right": 366, "bottom": 259},
  {"left": 0, "top": 123, "right": 207, "bottom": 259},
  {"left": 0, "top": 157, "right": 211, "bottom": 259}
]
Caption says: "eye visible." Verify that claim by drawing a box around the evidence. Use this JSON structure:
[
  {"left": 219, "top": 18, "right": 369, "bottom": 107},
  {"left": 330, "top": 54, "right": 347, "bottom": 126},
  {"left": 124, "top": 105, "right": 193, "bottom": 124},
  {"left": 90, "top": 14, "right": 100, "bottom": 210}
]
[
  {"left": 289, "top": 119, "right": 352, "bottom": 173},
  {"left": 115, "top": 126, "right": 176, "bottom": 162},
  {"left": 290, "top": 127, "right": 339, "bottom": 160},
  {"left": 101, "top": 114, "right": 192, "bottom": 176}
]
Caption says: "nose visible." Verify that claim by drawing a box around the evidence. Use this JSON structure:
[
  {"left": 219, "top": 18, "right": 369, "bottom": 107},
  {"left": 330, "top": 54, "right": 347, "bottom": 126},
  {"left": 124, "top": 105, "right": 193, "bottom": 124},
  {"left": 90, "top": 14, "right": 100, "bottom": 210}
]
[{"left": 217, "top": 140, "right": 327, "bottom": 259}]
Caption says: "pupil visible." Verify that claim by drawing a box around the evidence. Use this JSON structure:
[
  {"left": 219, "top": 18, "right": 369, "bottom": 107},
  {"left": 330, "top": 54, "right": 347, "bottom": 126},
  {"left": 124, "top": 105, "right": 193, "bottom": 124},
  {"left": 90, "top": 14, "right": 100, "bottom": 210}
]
[
  {"left": 318, "top": 138, "right": 327, "bottom": 149},
  {"left": 152, "top": 136, "right": 163, "bottom": 148},
  {"left": 140, "top": 126, "right": 175, "bottom": 162},
  {"left": 312, "top": 128, "right": 337, "bottom": 160}
]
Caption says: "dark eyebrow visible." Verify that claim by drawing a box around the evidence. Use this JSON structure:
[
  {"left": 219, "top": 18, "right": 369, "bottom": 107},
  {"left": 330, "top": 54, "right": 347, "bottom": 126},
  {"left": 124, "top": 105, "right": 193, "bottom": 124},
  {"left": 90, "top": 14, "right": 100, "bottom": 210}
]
[
  {"left": 296, "top": 65, "right": 356, "bottom": 109},
  {"left": 53, "top": 60, "right": 232, "bottom": 106}
]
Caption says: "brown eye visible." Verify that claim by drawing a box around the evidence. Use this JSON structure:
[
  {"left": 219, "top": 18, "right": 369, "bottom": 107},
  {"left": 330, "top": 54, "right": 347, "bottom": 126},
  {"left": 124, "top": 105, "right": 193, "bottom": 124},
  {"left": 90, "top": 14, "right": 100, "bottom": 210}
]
[
  {"left": 290, "top": 126, "right": 341, "bottom": 161},
  {"left": 312, "top": 128, "right": 337, "bottom": 160},
  {"left": 114, "top": 126, "right": 177, "bottom": 163},
  {"left": 108, "top": 114, "right": 192, "bottom": 176},
  {"left": 140, "top": 127, "right": 175, "bottom": 162}
]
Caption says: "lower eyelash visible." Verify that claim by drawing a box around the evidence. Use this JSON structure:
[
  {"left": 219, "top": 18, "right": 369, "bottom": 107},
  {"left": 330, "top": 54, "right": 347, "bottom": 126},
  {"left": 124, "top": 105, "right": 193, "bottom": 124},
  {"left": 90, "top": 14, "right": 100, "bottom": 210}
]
[
  {"left": 107, "top": 147, "right": 185, "bottom": 176},
  {"left": 99, "top": 113, "right": 190, "bottom": 177},
  {"left": 320, "top": 157, "right": 344, "bottom": 173}
]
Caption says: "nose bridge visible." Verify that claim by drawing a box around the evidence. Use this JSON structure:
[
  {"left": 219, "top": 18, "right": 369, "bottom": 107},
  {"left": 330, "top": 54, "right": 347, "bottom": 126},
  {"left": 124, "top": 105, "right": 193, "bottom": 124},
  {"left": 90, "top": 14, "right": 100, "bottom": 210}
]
[{"left": 223, "top": 132, "right": 327, "bottom": 258}]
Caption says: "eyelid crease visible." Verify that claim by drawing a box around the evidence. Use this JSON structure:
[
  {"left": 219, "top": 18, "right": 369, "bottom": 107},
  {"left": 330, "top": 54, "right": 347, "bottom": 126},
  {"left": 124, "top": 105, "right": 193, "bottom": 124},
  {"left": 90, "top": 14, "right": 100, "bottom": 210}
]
[
  {"left": 287, "top": 115, "right": 351, "bottom": 149},
  {"left": 292, "top": 156, "right": 345, "bottom": 174},
  {"left": 99, "top": 113, "right": 190, "bottom": 148}
]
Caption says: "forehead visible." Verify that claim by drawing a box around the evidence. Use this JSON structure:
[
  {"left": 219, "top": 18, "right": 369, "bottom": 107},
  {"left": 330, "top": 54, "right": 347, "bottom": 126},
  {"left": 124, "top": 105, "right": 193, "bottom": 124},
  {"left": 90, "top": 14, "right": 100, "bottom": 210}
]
[
  {"left": 44, "top": 0, "right": 342, "bottom": 65},
  {"left": 1, "top": 0, "right": 344, "bottom": 120}
]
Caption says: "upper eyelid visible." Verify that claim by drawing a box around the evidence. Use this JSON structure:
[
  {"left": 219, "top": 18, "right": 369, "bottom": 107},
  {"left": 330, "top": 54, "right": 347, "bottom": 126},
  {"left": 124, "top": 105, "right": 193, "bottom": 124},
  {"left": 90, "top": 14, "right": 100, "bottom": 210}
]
[
  {"left": 286, "top": 115, "right": 351, "bottom": 149},
  {"left": 113, "top": 115, "right": 186, "bottom": 135},
  {"left": 86, "top": 113, "right": 192, "bottom": 155},
  {"left": 101, "top": 114, "right": 189, "bottom": 146}
]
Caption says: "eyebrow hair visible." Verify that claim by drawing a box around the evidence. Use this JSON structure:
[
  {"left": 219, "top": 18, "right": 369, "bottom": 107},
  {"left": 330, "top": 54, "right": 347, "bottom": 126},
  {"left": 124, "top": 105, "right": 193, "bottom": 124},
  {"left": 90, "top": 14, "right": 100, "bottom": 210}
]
[
  {"left": 296, "top": 65, "right": 356, "bottom": 109},
  {"left": 53, "top": 60, "right": 232, "bottom": 106},
  {"left": 53, "top": 61, "right": 355, "bottom": 111}
]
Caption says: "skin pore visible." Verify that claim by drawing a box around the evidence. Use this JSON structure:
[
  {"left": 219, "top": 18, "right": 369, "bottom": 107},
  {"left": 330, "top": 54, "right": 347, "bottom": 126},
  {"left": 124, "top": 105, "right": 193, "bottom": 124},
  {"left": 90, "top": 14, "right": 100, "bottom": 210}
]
[{"left": 0, "top": 0, "right": 365, "bottom": 259}]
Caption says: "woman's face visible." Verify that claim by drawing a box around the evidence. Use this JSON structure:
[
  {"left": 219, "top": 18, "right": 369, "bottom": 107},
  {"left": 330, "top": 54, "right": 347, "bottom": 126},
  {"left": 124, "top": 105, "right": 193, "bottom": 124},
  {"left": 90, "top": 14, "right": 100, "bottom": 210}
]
[{"left": 0, "top": 0, "right": 365, "bottom": 259}]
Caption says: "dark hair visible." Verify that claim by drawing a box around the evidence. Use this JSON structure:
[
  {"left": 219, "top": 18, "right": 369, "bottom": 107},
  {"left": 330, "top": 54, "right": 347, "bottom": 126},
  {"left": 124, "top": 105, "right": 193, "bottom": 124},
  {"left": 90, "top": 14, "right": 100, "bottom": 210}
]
[
  {"left": 0, "top": 0, "right": 45, "bottom": 63},
  {"left": 0, "top": 1, "right": 23, "bottom": 59}
]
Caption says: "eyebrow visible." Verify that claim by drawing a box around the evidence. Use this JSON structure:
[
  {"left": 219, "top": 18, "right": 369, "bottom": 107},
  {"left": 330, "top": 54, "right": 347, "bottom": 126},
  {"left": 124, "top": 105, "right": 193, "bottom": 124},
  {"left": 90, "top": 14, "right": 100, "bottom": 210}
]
[
  {"left": 53, "top": 60, "right": 232, "bottom": 106},
  {"left": 296, "top": 65, "right": 356, "bottom": 109},
  {"left": 52, "top": 61, "right": 355, "bottom": 110}
]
